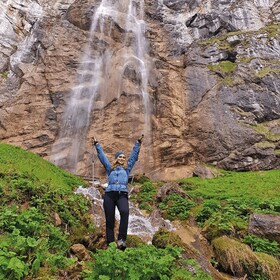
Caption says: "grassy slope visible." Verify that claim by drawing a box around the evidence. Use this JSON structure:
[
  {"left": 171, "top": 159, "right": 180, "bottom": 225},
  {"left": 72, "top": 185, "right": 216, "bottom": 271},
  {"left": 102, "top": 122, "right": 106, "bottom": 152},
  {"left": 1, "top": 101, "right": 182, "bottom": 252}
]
[
  {"left": 0, "top": 143, "right": 211, "bottom": 280},
  {"left": 0, "top": 143, "right": 83, "bottom": 191},
  {"left": 0, "top": 143, "right": 93, "bottom": 279},
  {"left": 182, "top": 170, "right": 280, "bottom": 204}
]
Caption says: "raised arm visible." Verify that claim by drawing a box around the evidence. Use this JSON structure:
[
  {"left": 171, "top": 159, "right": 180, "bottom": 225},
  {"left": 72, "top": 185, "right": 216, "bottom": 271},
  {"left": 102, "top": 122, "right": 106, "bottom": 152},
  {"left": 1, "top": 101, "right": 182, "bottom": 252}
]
[
  {"left": 92, "top": 137, "right": 111, "bottom": 175},
  {"left": 126, "top": 135, "right": 144, "bottom": 174}
]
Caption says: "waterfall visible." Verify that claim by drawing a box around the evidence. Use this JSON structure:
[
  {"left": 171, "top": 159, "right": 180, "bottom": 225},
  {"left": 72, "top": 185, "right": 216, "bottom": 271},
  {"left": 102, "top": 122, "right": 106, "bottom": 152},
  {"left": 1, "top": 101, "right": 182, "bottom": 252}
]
[
  {"left": 51, "top": 0, "right": 152, "bottom": 173},
  {"left": 75, "top": 185, "right": 174, "bottom": 243}
]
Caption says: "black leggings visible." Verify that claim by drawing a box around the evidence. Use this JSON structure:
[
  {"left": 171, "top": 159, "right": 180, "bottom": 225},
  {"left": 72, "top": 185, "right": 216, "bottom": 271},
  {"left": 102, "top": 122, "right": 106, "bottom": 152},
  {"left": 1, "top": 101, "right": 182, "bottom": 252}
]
[{"left": 103, "top": 191, "right": 129, "bottom": 244}]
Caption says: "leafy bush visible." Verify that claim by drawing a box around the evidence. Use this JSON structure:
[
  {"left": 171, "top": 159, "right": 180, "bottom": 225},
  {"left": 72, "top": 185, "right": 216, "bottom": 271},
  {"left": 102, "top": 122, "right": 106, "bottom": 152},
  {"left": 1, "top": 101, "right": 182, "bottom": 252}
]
[
  {"left": 159, "top": 193, "right": 195, "bottom": 221},
  {"left": 85, "top": 243, "right": 181, "bottom": 279},
  {"left": 244, "top": 235, "right": 280, "bottom": 257},
  {"left": 84, "top": 243, "right": 211, "bottom": 280},
  {"left": 131, "top": 181, "right": 157, "bottom": 212},
  {"left": 195, "top": 200, "right": 221, "bottom": 223}
]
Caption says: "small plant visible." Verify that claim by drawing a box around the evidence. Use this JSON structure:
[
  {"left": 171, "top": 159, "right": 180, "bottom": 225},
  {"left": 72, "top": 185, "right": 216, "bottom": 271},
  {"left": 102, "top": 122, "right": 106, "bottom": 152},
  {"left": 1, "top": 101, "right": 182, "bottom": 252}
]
[
  {"left": 195, "top": 200, "right": 221, "bottom": 223},
  {"left": 159, "top": 193, "right": 195, "bottom": 221},
  {"left": 131, "top": 181, "right": 157, "bottom": 212},
  {"left": 243, "top": 235, "right": 280, "bottom": 257}
]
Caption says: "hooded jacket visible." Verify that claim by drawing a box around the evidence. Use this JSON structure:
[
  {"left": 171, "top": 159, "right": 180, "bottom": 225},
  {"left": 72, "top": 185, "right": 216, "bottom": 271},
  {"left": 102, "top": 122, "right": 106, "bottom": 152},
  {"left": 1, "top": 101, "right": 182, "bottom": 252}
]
[{"left": 95, "top": 141, "right": 141, "bottom": 192}]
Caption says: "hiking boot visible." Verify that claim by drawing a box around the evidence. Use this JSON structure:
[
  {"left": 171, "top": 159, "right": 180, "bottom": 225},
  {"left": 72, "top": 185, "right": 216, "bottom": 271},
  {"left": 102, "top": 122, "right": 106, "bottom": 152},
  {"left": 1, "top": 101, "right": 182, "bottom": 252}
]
[{"left": 117, "top": 239, "right": 127, "bottom": 250}]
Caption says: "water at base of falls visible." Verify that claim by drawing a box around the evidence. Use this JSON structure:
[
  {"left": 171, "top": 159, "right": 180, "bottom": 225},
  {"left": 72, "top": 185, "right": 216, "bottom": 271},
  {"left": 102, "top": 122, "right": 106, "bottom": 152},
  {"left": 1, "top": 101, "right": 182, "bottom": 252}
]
[{"left": 75, "top": 186, "right": 174, "bottom": 243}]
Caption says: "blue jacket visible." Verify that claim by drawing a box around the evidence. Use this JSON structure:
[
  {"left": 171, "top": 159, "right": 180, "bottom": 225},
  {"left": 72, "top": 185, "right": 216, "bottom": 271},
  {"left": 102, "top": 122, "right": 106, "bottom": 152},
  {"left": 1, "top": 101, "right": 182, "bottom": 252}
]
[{"left": 95, "top": 142, "right": 141, "bottom": 192}]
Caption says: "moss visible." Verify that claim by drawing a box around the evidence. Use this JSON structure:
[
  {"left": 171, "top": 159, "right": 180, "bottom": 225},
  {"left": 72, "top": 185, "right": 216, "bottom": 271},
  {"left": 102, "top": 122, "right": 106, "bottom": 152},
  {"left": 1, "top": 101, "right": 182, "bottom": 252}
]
[
  {"left": 238, "top": 57, "right": 255, "bottom": 63},
  {"left": 0, "top": 71, "right": 8, "bottom": 79},
  {"left": 152, "top": 228, "right": 184, "bottom": 249},
  {"left": 221, "top": 76, "right": 242, "bottom": 86},
  {"left": 254, "top": 142, "right": 275, "bottom": 149},
  {"left": 212, "top": 236, "right": 258, "bottom": 277},
  {"left": 248, "top": 123, "right": 280, "bottom": 141},
  {"left": 126, "top": 235, "right": 146, "bottom": 248},
  {"left": 208, "top": 61, "right": 237, "bottom": 74},
  {"left": 255, "top": 252, "right": 280, "bottom": 280},
  {"left": 256, "top": 67, "right": 280, "bottom": 78},
  {"left": 259, "top": 24, "right": 280, "bottom": 38},
  {"left": 274, "top": 150, "right": 280, "bottom": 155},
  {"left": 212, "top": 237, "right": 280, "bottom": 279}
]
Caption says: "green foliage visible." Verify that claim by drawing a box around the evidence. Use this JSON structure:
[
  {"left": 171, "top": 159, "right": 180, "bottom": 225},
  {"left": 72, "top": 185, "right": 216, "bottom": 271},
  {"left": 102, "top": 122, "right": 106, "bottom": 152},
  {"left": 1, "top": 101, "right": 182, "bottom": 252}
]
[
  {"left": 159, "top": 193, "right": 195, "bottom": 221},
  {"left": 84, "top": 243, "right": 209, "bottom": 280},
  {"left": 0, "top": 143, "right": 84, "bottom": 190},
  {"left": 180, "top": 170, "right": 280, "bottom": 242},
  {"left": 244, "top": 235, "right": 280, "bottom": 257},
  {"left": 131, "top": 181, "right": 157, "bottom": 212},
  {"left": 0, "top": 143, "right": 93, "bottom": 279},
  {"left": 84, "top": 244, "right": 212, "bottom": 280},
  {"left": 195, "top": 200, "right": 221, "bottom": 223}
]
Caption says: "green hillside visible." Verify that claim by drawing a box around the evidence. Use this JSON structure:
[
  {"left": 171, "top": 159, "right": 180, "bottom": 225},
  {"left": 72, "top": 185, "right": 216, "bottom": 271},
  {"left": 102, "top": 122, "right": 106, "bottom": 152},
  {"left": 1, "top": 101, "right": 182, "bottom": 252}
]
[
  {"left": 0, "top": 143, "right": 279, "bottom": 279},
  {"left": 0, "top": 143, "right": 93, "bottom": 279},
  {"left": 0, "top": 144, "right": 211, "bottom": 280}
]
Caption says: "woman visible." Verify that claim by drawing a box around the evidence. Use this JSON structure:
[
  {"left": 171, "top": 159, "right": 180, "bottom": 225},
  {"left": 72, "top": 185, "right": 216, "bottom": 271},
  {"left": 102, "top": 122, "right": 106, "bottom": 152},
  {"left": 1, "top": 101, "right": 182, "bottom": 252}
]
[{"left": 92, "top": 135, "right": 144, "bottom": 250}]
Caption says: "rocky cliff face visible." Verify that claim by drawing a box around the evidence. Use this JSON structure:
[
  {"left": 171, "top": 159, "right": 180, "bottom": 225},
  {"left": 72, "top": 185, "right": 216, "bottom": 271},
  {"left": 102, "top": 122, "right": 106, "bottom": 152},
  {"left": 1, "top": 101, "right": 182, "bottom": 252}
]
[{"left": 0, "top": 0, "right": 279, "bottom": 180}]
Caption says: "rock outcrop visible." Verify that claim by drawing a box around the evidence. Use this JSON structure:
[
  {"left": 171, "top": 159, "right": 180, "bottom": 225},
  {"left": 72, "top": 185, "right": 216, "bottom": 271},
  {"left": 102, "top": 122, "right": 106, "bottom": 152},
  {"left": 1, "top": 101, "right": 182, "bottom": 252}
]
[
  {"left": 249, "top": 213, "right": 280, "bottom": 242},
  {"left": 0, "top": 0, "right": 279, "bottom": 180}
]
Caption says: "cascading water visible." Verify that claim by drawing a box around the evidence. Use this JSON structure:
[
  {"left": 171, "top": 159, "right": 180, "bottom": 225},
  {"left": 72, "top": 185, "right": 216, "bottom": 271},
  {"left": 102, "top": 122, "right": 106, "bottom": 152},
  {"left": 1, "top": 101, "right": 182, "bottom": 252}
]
[
  {"left": 51, "top": 0, "right": 152, "bottom": 173},
  {"left": 75, "top": 185, "right": 174, "bottom": 243}
]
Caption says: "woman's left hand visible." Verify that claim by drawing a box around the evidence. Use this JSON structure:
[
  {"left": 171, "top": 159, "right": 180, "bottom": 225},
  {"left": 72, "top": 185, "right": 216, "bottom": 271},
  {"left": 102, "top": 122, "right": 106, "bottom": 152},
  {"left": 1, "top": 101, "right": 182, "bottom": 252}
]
[{"left": 137, "top": 134, "right": 144, "bottom": 144}]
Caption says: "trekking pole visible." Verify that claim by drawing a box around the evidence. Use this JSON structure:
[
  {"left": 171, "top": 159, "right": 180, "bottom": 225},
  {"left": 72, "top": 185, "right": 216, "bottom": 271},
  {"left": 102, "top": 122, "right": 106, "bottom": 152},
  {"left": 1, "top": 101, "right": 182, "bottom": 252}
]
[{"left": 92, "top": 144, "right": 95, "bottom": 187}]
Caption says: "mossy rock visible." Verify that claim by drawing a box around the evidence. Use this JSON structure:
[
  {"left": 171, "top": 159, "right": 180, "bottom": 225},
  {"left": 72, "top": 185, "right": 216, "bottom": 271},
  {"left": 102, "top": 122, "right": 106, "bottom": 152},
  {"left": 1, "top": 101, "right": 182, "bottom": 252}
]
[
  {"left": 255, "top": 252, "right": 280, "bottom": 280},
  {"left": 212, "top": 236, "right": 258, "bottom": 277},
  {"left": 152, "top": 228, "right": 184, "bottom": 249},
  {"left": 126, "top": 235, "right": 146, "bottom": 247}
]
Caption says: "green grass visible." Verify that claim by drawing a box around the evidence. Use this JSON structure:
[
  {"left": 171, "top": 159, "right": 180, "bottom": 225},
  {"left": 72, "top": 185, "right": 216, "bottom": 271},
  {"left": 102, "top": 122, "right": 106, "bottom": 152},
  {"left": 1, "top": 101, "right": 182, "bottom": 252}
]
[
  {"left": 0, "top": 143, "right": 84, "bottom": 191},
  {"left": 179, "top": 170, "right": 280, "bottom": 240},
  {"left": 181, "top": 170, "right": 280, "bottom": 204}
]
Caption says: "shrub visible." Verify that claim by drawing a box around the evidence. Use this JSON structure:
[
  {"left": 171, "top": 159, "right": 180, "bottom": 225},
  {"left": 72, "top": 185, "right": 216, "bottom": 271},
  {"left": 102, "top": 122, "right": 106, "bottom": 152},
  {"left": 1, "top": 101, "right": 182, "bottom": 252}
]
[
  {"left": 85, "top": 243, "right": 182, "bottom": 279},
  {"left": 158, "top": 193, "right": 195, "bottom": 221},
  {"left": 244, "top": 235, "right": 280, "bottom": 257}
]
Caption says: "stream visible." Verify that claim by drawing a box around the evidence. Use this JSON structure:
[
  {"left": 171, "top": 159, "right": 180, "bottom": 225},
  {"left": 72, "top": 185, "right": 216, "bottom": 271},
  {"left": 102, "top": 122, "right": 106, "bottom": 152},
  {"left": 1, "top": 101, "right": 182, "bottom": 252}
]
[{"left": 75, "top": 184, "right": 239, "bottom": 280}]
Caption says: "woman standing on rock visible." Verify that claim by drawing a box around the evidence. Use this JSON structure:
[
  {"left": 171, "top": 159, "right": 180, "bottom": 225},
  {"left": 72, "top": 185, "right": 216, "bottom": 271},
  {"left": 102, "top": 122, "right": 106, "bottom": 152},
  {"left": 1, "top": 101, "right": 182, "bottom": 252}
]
[{"left": 92, "top": 135, "right": 144, "bottom": 250}]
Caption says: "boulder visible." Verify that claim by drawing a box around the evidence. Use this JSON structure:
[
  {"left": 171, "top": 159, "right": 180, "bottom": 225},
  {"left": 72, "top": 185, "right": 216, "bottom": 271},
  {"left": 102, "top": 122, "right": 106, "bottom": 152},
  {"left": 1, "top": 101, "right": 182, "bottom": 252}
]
[{"left": 248, "top": 213, "right": 280, "bottom": 242}]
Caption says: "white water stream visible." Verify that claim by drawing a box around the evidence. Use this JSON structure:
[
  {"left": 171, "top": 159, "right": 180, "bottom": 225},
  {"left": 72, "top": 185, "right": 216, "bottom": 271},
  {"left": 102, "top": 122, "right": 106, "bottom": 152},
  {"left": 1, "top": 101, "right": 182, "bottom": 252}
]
[
  {"left": 75, "top": 185, "right": 174, "bottom": 243},
  {"left": 51, "top": 0, "right": 151, "bottom": 173}
]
